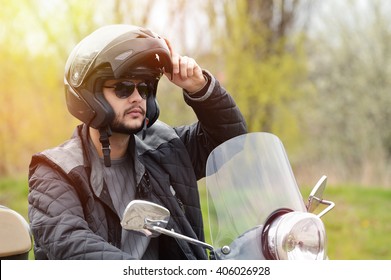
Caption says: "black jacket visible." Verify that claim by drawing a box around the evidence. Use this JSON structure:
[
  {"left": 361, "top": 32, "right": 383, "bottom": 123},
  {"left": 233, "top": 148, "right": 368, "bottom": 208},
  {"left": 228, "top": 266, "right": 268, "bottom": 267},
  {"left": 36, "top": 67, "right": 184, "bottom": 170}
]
[{"left": 28, "top": 71, "right": 247, "bottom": 259}]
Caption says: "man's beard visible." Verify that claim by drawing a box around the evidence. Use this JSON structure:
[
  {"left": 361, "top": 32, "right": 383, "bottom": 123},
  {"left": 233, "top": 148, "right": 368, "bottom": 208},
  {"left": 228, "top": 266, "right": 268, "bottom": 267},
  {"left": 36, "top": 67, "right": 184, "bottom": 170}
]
[{"left": 110, "top": 115, "right": 145, "bottom": 135}]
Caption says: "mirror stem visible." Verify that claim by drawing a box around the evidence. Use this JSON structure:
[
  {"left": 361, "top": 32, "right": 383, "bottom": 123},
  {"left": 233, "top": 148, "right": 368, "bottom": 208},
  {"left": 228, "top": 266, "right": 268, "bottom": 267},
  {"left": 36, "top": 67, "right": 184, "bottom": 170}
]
[
  {"left": 317, "top": 199, "right": 335, "bottom": 218},
  {"left": 146, "top": 225, "right": 214, "bottom": 251}
]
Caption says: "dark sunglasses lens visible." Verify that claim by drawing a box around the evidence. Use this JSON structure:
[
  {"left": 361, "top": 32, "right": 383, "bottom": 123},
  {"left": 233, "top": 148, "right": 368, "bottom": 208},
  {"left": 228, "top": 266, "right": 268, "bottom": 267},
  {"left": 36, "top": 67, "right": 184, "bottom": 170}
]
[
  {"left": 114, "top": 81, "right": 135, "bottom": 99},
  {"left": 136, "top": 83, "right": 149, "bottom": 99}
]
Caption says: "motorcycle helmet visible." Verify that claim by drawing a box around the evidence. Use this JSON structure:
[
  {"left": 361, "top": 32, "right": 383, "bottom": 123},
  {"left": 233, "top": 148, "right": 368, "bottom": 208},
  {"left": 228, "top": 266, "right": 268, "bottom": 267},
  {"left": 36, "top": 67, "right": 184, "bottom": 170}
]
[
  {"left": 64, "top": 24, "right": 173, "bottom": 166},
  {"left": 64, "top": 24, "right": 173, "bottom": 130}
]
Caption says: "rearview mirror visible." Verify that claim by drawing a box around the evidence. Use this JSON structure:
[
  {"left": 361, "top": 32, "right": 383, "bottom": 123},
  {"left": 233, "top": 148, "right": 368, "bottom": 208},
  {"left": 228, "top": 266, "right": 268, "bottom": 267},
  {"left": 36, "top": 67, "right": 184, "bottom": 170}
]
[
  {"left": 121, "top": 200, "right": 214, "bottom": 251},
  {"left": 121, "top": 200, "right": 170, "bottom": 237},
  {"left": 306, "top": 175, "right": 335, "bottom": 217}
]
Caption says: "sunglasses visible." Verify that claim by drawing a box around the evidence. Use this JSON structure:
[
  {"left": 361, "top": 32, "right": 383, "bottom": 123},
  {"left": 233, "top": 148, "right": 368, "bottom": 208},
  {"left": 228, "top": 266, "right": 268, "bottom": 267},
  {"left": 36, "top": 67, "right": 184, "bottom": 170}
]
[{"left": 103, "top": 81, "right": 151, "bottom": 99}]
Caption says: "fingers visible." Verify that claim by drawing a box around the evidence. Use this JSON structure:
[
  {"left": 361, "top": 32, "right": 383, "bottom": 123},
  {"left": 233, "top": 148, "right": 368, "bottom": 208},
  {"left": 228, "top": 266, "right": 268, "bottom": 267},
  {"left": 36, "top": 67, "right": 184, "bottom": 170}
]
[
  {"left": 173, "top": 55, "right": 201, "bottom": 79},
  {"left": 164, "top": 38, "right": 200, "bottom": 79},
  {"left": 163, "top": 38, "right": 205, "bottom": 91},
  {"left": 171, "top": 52, "right": 181, "bottom": 75},
  {"left": 180, "top": 56, "right": 196, "bottom": 77},
  {"left": 172, "top": 56, "right": 206, "bottom": 92},
  {"left": 164, "top": 37, "right": 172, "bottom": 50}
]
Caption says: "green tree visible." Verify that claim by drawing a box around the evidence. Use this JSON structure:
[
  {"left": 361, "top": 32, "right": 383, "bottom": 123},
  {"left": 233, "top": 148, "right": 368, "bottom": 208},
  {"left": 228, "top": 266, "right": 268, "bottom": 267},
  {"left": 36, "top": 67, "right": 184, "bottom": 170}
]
[
  {"left": 206, "top": 0, "right": 313, "bottom": 149},
  {"left": 0, "top": 0, "right": 100, "bottom": 175},
  {"left": 303, "top": 0, "right": 391, "bottom": 185}
]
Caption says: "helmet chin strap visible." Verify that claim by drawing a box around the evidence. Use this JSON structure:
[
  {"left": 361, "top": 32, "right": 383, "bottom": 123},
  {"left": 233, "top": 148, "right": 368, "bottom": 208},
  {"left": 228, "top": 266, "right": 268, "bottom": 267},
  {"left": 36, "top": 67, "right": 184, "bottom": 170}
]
[
  {"left": 99, "top": 126, "right": 112, "bottom": 167},
  {"left": 99, "top": 118, "right": 148, "bottom": 167}
]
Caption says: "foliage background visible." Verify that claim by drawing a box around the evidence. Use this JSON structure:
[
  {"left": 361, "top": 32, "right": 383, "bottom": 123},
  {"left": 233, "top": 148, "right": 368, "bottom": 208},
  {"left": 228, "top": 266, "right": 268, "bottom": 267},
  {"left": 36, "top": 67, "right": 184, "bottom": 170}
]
[{"left": 1, "top": 0, "right": 391, "bottom": 259}]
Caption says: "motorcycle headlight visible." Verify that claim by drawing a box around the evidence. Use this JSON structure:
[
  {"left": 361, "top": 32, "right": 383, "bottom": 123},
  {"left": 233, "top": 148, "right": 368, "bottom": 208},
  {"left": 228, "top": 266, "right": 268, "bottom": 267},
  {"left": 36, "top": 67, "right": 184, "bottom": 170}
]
[{"left": 262, "top": 209, "right": 327, "bottom": 260}]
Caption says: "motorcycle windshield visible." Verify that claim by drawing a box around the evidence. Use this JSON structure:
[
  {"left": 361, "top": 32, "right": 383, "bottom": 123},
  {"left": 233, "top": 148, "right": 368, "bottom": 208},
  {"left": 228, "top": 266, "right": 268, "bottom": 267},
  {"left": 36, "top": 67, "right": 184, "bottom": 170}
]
[{"left": 205, "top": 132, "right": 306, "bottom": 248}]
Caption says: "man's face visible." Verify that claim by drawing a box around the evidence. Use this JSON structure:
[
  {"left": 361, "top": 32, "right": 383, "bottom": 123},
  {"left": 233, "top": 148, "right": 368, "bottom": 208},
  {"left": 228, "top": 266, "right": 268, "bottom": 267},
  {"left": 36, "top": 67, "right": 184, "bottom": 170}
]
[{"left": 103, "top": 79, "right": 148, "bottom": 134}]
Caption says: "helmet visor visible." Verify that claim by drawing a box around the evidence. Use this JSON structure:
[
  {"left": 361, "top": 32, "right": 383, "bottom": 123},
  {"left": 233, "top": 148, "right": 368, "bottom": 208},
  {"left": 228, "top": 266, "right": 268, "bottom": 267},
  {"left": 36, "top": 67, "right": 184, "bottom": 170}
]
[{"left": 66, "top": 25, "right": 136, "bottom": 87}]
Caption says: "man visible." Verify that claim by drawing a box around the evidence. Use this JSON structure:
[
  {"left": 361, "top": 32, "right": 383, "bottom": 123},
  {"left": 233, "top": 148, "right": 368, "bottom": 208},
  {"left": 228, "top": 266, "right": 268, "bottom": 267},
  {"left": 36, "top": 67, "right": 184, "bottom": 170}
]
[{"left": 28, "top": 24, "right": 247, "bottom": 259}]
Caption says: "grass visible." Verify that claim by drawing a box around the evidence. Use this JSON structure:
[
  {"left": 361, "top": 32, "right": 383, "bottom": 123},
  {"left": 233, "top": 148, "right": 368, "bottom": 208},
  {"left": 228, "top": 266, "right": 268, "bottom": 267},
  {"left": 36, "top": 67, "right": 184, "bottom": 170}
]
[
  {"left": 1, "top": 176, "right": 390, "bottom": 260},
  {"left": 0, "top": 176, "right": 29, "bottom": 219},
  {"left": 311, "top": 185, "right": 391, "bottom": 259}
]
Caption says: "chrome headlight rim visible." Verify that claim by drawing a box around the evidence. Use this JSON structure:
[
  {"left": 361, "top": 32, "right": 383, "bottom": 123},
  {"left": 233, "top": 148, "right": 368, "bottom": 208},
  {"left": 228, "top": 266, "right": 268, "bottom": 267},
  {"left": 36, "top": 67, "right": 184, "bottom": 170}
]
[
  {"left": 261, "top": 208, "right": 327, "bottom": 260},
  {"left": 261, "top": 208, "right": 293, "bottom": 260}
]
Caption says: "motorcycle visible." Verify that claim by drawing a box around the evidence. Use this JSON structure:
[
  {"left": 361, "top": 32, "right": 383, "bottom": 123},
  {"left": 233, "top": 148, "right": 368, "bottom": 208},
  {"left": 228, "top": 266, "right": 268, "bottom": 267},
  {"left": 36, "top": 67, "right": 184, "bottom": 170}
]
[
  {"left": 0, "top": 205, "right": 32, "bottom": 260},
  {"left": 121, "top": 132, "right": 335, "bottom": 260}
]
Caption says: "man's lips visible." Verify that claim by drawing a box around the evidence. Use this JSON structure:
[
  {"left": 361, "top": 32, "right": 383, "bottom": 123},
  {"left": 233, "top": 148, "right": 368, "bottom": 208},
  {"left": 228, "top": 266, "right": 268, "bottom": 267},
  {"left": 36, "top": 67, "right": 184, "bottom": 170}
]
[{"left": 124, "top": 107, "right": 145, "bottom": 117}]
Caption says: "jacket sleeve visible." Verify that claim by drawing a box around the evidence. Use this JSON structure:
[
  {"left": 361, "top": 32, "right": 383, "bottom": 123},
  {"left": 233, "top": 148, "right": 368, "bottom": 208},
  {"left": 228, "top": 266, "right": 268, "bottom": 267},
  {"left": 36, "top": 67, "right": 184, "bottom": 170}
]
[
  {"left": 174, "top": 70, "right": 247, "bottom": 179},
  {"left": 28, "top": 161, "right": 135, "bottom": 260}
]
